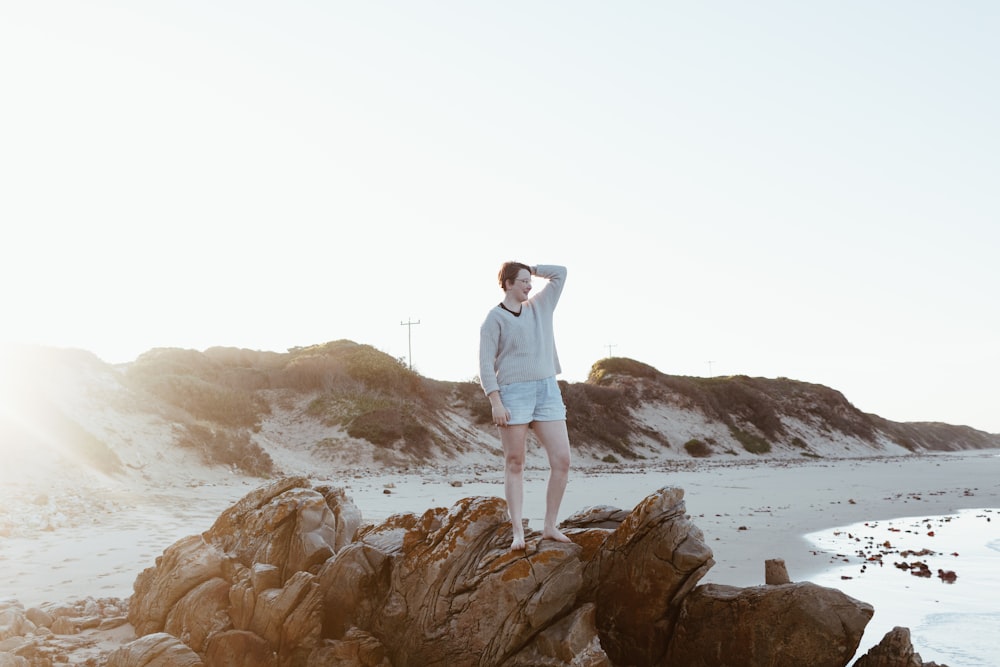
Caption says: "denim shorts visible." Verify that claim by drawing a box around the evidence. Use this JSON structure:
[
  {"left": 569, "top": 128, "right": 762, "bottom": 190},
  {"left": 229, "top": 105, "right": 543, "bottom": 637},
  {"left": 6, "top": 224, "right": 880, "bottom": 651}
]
[{"left": 498, "top": 376, "right": 566, "bottom": 425}]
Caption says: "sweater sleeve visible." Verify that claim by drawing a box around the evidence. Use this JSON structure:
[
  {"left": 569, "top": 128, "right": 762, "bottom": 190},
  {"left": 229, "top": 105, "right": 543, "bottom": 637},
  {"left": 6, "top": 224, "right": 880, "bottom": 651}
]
[
  {"left": 528, "top": 264, "right": 567, "bottom": 312},
  {"left": 478, "top": 313, "right": 501, "bottom": 396}
]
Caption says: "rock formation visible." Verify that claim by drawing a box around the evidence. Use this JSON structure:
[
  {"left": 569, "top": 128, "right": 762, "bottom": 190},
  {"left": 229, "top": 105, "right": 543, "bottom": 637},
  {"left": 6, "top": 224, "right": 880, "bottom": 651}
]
[
  {"left": 107, "top": 632, "right": 205, "bottom": 667},
  {"left": 853, "top": 626, "right": 949, "bottom": 667},
  {"left": 578, "top": 487, "right": 713, "bottom": 665},
  {"left": 0, "top": 477, "right": 953, "bottom": 666},
  {"left": 128, "top": 477, "right": 361, "bottom": 667},
  {"left": 327, "top": 496, "right": 587, "bottom": 666},
  {"left": 0, "top": 597, "right": 129, "bottom": 664},
  {"left": 116, "top": 478, "right": 888, "bottom": 666},
  {"left": 666, "top": 583, "right": 874, "bottom": 667}
]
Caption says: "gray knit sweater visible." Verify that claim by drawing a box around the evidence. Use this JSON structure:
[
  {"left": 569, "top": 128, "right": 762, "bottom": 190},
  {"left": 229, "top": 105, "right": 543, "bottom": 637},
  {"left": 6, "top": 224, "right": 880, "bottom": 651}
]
[{"left": 478, "top": 265, "right": 566, "bottom": 396}]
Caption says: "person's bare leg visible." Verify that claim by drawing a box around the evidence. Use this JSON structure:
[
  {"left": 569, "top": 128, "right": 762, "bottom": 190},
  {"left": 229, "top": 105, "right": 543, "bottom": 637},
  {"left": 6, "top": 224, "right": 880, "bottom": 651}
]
[
  {"left": 532, "top": 420, "right": 572, "bottom": 542},
  {"left": 500, "top": 424, "right": 530, "bottom": 550}
]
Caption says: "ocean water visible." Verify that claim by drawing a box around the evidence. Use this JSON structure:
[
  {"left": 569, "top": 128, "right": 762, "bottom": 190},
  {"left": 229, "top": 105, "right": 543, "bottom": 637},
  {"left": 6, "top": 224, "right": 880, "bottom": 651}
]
[{"left": 805, "top": 508, "right": 1000, "bottom": 667}]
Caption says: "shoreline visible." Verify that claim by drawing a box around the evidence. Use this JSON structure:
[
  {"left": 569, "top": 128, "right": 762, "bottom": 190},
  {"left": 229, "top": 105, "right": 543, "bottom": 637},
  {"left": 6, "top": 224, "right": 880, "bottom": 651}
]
[{"left": 806, "top": 507, "right": 1000, "bottom": 666}]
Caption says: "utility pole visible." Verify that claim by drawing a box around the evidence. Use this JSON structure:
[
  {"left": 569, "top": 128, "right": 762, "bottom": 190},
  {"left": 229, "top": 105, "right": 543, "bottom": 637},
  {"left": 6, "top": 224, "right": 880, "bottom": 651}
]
[
  {"left": 400, "top": 317, "right": 420, "bottom": 371},
  {"left": 606, "top": 343, "right": 617, "bottom": 358},
  {"left": 707, "top": 360, "right": 715, "bottom": 377}
]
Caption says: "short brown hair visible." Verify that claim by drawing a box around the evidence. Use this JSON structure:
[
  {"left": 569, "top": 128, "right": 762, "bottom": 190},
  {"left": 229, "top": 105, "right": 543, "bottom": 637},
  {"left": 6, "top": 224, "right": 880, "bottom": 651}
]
[{"left": 498, "top": 261, "right": 531, "bottom": 290}]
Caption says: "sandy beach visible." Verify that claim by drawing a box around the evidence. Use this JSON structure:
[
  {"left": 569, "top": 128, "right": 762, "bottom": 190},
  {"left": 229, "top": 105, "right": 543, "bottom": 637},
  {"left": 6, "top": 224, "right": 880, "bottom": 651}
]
[{"left": 2, "top": 451, "right": 996, "bottom": 602}]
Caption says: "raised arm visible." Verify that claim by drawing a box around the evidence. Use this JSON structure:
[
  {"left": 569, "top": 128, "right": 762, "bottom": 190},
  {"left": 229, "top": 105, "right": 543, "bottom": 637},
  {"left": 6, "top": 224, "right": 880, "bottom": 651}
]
[{"left": 528, "top": 264, "right": 567, "bottom": 310}]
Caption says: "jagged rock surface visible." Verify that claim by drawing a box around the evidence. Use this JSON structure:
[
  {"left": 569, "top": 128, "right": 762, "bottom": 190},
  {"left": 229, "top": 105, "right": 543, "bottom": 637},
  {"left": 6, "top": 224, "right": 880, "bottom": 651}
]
[
  {"left": 853, "top": 626, "right": 949, "bottom": 667},
  {"left": 106, "top": 632, "right": 204, "bottom": 667},
  {"left": 0, "top": 597, "right": 129, "bottom": 665},
  {"left": 127, "top": 477, "right": 361, "bottom": 667},
  {"left": 355, "top": 496, "right": 585, "bottom": 666},
  {"left": 582, "top": 486, "right": 715, "bottom": 665},
  {"left": 115, "top": 477, "right": 896, "bottom": 667},
  {"left": 665, "top": 582, "right": 874, "bottom": 667}
]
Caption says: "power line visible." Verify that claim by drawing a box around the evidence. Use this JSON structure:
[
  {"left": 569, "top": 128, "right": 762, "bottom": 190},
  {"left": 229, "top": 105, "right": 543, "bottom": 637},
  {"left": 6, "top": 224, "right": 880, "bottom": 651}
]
[{"left": 400, "top": 317, "right": 420, "bottom": 371}]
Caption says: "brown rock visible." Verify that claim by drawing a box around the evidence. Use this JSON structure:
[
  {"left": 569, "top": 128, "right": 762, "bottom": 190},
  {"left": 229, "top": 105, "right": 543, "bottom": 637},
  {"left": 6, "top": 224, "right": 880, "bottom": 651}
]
[
  {"left": 308, "top": 628, "right": 392, "bottom": 667},
  {"left": 24, "top": 607, "right": 53, "bottom": 629},
  {"left": 765, "top": 557, "right": 791, "bottom": 584},
  {"left": 561, "top": 505, "right": 629, "bottom": 530},
  {"left": 204, "top": 629, "right": 275, "bottom": 667},
  {"left": 128, "top": 534, "right": 229, "bottom": 636},
  {"left": 372, "top": 496, "right": 584, "bottom": 667},
  {"left": 317, "top": 510, "right": 429, "bottom": 638},
  {"left": 205, "top": 479, "right": 357, "bottom": 578},
  {"left": 77, "top": 614, "right": 104, "bottom": 630},
  {"left": 246, "top": 570, "right": 324, "bottom": 658},
  {"left": 251, "top": 563, "right": 282, "bottom": 592},
  {"left": 853, "top": 626, "right": 943, "bottom": 667},
  {"left": 100, "top": 616, "right": 131, "bottom": 630},
  {"left": 559, "top": 505, "right": 626, "bottom": 573},
  {"left": 106, "top": 632, "right": 205, "bottom": 667},
  {"left": 117, "top": 477, "right": 940, "bottom": 667},
  {"left": 0, "top": 605, "right": 34, "bottom": 641},
  {"left": 163, "top": 577, "right": 232, "bottom": 653},
  {"left": 312, "top": 484, "right": 366, "bottom": 552},
  {"left": 50, "top": 615, "right": 79, "bottom": 635},
  {"left": 0, "top": 637, "right": 32, "bottom": 655},
  {"left": 128, "top": 478, "right": 362, "bottom": 666},
  {"left": 0, "top": 654, "right": 29, "bottom": 667},
  {"left": 205, "top": 479, "right": 337, "bottom": 578},
  {"left": 504, "top": 602, "right": 611, "bottom": 667},
  {"left": 666, "top": 582, "right": 874, "bottom": 667},
  {"left": 585, "top": 486, "right": 715, "bottom": 666}
]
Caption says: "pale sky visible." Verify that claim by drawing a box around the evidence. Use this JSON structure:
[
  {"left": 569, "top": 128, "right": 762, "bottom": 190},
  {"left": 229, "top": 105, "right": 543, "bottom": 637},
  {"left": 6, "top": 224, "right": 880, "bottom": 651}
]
[{"left": 2, "top": 2, "right": 997, "bottom": 434}]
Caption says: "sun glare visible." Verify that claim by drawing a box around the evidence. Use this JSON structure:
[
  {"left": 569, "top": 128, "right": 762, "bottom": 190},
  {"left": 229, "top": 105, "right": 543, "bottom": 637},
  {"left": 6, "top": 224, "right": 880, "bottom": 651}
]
[{"left": 0, "top": 346, "right": 104, "bottom": 481}]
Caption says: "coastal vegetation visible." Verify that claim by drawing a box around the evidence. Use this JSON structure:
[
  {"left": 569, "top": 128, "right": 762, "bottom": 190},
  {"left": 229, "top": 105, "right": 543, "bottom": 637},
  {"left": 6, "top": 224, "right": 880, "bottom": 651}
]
[{"left": 7, "top": 340, "right": 999, "bottom": 476}]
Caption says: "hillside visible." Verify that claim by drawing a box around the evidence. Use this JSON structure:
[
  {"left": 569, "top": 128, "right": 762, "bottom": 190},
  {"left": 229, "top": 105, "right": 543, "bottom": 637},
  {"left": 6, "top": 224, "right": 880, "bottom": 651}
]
[{"left": 1, "top": 341, "right": 997, "bottom": 488}]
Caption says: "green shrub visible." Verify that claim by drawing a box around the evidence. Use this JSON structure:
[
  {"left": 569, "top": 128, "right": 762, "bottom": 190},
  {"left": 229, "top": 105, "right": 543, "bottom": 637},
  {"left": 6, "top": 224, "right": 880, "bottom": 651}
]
[
  {"left": 587, "top": 357, "right": 660, "bottom": 384},
  {"left": 638, "top": 425, "right": 671, "bottom": 447},
  {"left": 347, "top": 409, "right": 403, "bottom": 446},
  {"left": 346, "top": 407, "right": 436, "bottom": 458},
  {"left": 561, "top": 381, "right": 638, "bottom": 456},
  {"left": 601, "top": 454, "right": 619, "bottom": 464},
  {"left": 307, "top": 392, "right": 395, "bottom": 426},
  {"left": 277, "top": 354, "right": 342, "bottom": 392},
  {"left": 281, "top": 341, "right": 421, "bottom": 395},
  {"left": 176, "top": 424, "right": 274, "bottom": 476},
  {"left": 126, "top": 348, "right": 270, "bottom": 427},
  {"left": 138, "top": 375, "right": 266, "bottom": 428},
  {"left": 730, "top": 427, "right": 771, "bottom": 454},
  {"left": 129, "top": 347, "right": 217, "bottom": 378},
  {"left": 454, "top": 381, "right": 493, "bottom": 425},
  {"left": 315, "top": 437, "right": 341, "bottom": 450},
  {"left": 684, "top": 439, "right": 712, "bottom": 457}
]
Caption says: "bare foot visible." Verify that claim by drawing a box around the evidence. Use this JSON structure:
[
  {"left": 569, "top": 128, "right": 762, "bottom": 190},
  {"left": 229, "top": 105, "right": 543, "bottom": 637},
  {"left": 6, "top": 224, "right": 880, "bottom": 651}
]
[
  {"left": 510, "top": 534, "right": 526, "bottom": 551},
  {"left": 541, "top": 527, "right": 572, "bottom": 543}
]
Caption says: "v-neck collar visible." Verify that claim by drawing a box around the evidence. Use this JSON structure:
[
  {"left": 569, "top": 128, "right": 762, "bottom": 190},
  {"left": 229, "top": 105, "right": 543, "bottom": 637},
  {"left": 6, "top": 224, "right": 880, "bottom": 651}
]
[{"left": 499, "top": 302, "right": 522, "bottom": 317}]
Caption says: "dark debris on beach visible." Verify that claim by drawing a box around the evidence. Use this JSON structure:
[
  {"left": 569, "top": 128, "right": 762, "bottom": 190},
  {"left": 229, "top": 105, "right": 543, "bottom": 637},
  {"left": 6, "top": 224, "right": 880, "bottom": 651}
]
[{"left": 816, "top": 509, "right": 997, "bottom": 584}]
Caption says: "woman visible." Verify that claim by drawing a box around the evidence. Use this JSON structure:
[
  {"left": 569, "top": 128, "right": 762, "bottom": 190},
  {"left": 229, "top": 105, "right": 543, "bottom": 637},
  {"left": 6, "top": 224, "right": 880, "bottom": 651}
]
[{"left": 479, "top": 262, "right": 572, "bottom": 551}]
